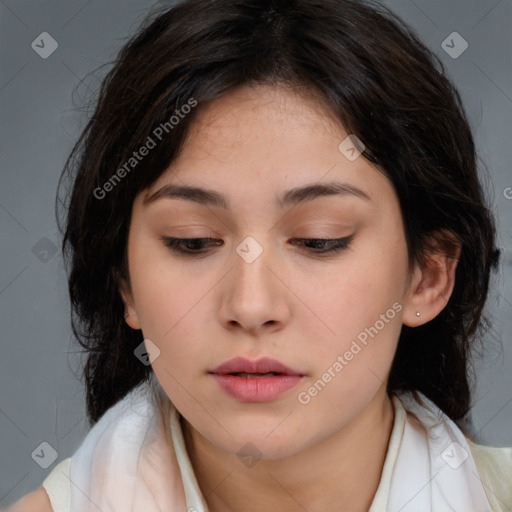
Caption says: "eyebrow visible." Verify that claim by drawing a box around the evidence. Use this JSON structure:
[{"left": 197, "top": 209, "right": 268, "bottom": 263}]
[{"left": 143, "top": 181, "right": 371, "bottom": 209}]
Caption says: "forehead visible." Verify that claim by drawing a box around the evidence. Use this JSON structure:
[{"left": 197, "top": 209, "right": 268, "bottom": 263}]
[
  {"left": 186, "top": 83, "right": 343, "bottom": 141},
  {"left": 137, "top": 83, "right": 395, "bottom": 216}
]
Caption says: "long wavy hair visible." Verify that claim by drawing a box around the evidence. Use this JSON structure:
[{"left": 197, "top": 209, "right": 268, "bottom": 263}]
[{"left": 56, "top": 0, "right": 500, "bottom": 428}]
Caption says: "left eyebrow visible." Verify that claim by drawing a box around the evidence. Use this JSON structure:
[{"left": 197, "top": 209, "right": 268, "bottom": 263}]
[
  {"left": 143, "top": 181, "right": 371, "bottom": 209},
  {"left": 278, "top": 181, "right": 371, "bottom": 207}
]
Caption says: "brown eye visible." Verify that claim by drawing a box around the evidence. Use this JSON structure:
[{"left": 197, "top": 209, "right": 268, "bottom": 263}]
[
  {"left": 162, "top": 237, "right": 223, "bottom": 254},
  {"left": 289, "top": 235, "right": 354, "bottom": 254}
]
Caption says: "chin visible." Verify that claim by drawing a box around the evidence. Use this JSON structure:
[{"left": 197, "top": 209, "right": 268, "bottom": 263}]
[
  {"left": 216, "top": 426, "right": 309, "bottom": 462},
  {"left": 225, "top": 438, "right": 303, "bottom": 464}
]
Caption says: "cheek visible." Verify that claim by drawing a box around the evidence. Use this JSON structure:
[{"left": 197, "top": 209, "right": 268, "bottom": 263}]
[
  {"left": 295, "top": 298, "right": 402, "bottom": 431},
  {"left": 295, "top": 229, "right": 407, "bottom": 382},
  {"left": 128, "top": 252, "right": 214, "bottom": 366},
  {"left": 128, "top": 240, "right": 193, "bottom": 333},
  {"left": 300, "top": 242, "right": 406, "bottom": 344}
]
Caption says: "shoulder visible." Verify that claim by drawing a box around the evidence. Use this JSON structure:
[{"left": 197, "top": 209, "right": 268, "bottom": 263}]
[
  {"left": 467, "top": 438, "right": 512, "bottom": 511},
  {"left": 3, "top": 486, "right": 53, "bottom": 512},
  {"left": 4, "top": 457, "right": 71, "bottom": 512},
  {"left": 468, "top": 438, "right": 512, "bottom": 473}
]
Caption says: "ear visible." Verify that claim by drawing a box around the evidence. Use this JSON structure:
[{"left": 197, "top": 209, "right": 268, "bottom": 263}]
[
  {"left": 118, "top": 277, "right": 142, "bottom": 330},
  {"left": 402, "top": 230, "right": 461, "bottom": 327}
]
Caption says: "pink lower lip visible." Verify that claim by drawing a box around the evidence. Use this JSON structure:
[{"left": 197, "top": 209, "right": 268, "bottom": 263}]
[{"left": 211, "top": 374, "right": 303, "bottom": 402}]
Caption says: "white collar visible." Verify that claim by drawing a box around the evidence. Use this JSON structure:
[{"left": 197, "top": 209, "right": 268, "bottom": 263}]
[
  {"left": 168, "top": 391, "right": 494, "bottom": 512},
  {"left": 68, "top": 381, "right": 494, "bottom": 511}
]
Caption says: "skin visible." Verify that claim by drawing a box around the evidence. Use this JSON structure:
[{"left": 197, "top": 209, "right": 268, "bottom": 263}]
[
  {"left": 119, "top": 83, "right": 460, "bottom": 512},
  {"left": 4, "top": 486, "right": 52, "bottom": 512}
]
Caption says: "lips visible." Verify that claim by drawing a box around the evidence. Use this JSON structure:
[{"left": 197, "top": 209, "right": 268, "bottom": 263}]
[
  {"left": 209, "top": 357, "right": 305, "bottom": 402},
  {"left": 209, "top": 356, "right": 303, "bottom": 377}
]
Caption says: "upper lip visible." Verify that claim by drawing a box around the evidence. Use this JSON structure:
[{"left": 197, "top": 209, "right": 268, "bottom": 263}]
[{"left": 209, "top": 357, "right": 304, "bottom": 376}]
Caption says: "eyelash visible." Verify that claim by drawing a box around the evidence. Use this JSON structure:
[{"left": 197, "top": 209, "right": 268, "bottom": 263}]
[{"left": 161, "top": 235, "right": 354, "bottom": 256}]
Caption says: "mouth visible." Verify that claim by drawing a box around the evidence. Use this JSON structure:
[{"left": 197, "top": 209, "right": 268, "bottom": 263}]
[
  {"left": 223, "top": 371, "right": 285, "bottom": 378},
  {"left": 209, "top": 356, "right": 304, "bottom": 376},
  {"left": 208, "top": 357, "right": 305, "bottom": 402}
]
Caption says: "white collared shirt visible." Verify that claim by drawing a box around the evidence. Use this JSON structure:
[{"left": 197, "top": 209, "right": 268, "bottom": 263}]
[{"left": 41, "top": 394, "right": 512, "bottom": 512}]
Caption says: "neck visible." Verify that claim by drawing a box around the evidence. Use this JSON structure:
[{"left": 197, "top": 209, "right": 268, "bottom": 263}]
[{"left": 182, "top": 386, "right": 394, "bottom": 512}]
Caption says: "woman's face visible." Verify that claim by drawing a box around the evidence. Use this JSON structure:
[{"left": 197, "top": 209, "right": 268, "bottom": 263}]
[{"left": 120, "top": 83, "right": 419, "bottom": 459}]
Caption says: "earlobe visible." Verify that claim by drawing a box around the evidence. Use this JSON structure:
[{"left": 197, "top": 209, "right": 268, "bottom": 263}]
[
  {"left": 402, "top": 264, "right": 425, "bottom": 327},
  {"left": 402, "top": 232, "right": 461, "bottom": 327},
  {"left": 118, "top": 277, "right": 142, "bottom": 330}
]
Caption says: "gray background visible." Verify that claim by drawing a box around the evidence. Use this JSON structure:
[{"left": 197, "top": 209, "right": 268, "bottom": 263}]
[{"left": 1, "top": 0, "right": 511, "bottom": 506}]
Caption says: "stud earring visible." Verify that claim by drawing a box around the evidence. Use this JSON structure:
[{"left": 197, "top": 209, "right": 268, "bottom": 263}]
[
  {"left": 416, "top": 312, "right": 421, "bottom": 317},
  {"left": 124, "top": 312, "right": 129, "bottom": 319}
]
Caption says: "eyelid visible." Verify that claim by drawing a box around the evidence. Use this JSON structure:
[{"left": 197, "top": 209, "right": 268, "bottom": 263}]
[{"left": 160, "top": 234, "right": 355, "bottom": 256}]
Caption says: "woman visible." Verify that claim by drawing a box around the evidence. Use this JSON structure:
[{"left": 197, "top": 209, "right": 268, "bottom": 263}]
[{"left": 7, "top": 0, "right": 512, "bottom": 510}]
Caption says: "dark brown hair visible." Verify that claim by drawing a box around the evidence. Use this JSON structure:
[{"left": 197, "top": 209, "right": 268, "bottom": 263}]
[{"left": 56, "top": 0, "right": 500, "bottom": 428}]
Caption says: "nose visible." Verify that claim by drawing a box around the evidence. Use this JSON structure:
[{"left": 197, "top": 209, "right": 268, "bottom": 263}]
[{"left": 218, "top": 237, "right": 291, "bottom": 336}]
